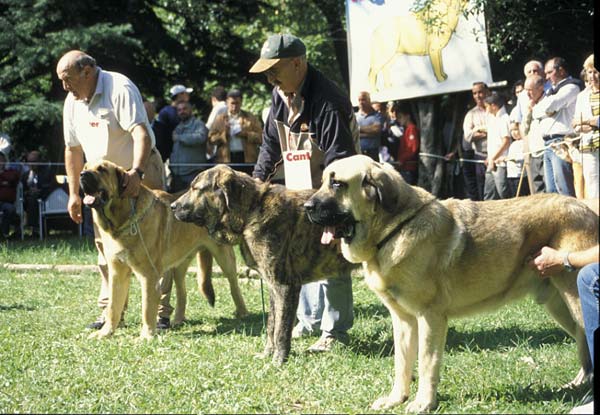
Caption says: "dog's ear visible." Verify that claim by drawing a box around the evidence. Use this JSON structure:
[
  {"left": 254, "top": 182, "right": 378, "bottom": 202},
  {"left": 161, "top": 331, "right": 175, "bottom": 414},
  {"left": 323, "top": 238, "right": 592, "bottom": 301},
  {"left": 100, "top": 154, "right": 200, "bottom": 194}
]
[
  {"left": 215, "top": 169, "right": 245, "bottom": 211},
  {"left": 362, "top": 165, "right": 400, "bottom": 213},
  {"left": 116, "top": 168, "right": 126, "bottom": 197}
]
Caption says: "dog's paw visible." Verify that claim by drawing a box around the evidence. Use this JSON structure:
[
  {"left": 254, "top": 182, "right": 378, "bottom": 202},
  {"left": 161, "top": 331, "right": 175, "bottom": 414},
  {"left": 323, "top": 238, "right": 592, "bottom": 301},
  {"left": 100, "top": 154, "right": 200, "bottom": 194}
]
[
  {"left": 371, "top": 395, "right": 406, "bottom": 411},
  {"left": 88, "top": 328, "right": 113, "bottom": 340},
  {"left": 561, "top": 367, "right": 590, "bottom": 389},
  {"left": 234, "top": 308, "right": 249, "bottom": 319},
  {"left": 271, "top": 352, "right": 288, "bottom": 366},
  {"left": 172, "top": 318, "right": 186, "bottom": 327},
  {"left": 138, "top": 328, "right": 156, "bottom": 340},
  {"left": 405, "top": 398, "right": 437, "bottom": 413},
  {"left": 254, "top": 348, "right": 272, "bottom": 360}
]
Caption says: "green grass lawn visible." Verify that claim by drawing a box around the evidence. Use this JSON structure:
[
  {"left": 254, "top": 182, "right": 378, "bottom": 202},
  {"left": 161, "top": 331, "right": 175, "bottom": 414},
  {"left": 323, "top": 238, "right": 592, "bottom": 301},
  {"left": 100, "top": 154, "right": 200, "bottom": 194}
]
[{"left": 0, "top": 237, "right": 590, "bottom": 413}]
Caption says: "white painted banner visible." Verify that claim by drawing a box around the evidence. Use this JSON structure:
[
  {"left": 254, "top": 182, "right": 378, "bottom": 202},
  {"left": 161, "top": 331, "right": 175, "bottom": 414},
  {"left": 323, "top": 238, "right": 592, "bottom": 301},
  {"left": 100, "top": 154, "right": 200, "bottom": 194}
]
[{"left": 346, "top": 0, "right": 493, "bottom": 105}]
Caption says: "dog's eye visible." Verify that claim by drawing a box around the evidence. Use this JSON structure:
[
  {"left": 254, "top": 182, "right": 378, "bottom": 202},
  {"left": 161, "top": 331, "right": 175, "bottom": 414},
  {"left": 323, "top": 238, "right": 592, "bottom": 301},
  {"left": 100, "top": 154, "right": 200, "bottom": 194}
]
[{"left": 330, "top": 179, "right": 347, "bottom": 190}]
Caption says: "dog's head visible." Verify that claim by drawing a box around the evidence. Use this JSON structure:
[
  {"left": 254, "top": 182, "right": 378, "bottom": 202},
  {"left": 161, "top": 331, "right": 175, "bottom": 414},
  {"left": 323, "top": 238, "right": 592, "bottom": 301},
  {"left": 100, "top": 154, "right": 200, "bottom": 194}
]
[
  {"left": 305, "top": 155, "right": 411, "bottom": 262},
  {"left": 171, "top": 165, "right": 257, "bottom": 245},
  {"left": 80, "top": 160, "right": 126, "bottom": 210}
]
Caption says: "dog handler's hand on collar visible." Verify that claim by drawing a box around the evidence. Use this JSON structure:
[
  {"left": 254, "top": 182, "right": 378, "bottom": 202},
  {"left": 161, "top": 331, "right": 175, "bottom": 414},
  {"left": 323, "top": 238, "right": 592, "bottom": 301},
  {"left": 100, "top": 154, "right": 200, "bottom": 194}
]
[{"left": 122, "top": 169, "right": 142, "bottom": 197}]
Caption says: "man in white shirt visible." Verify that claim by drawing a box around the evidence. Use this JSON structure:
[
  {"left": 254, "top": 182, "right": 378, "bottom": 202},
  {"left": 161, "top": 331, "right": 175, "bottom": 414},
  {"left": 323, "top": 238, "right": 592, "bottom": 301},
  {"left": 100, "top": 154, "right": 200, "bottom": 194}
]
[
  {"left": 532, "top": 57, "right": 583, "bottom": 196},
  {"left": 483, "top": 93, "right": 511, "bottom": 200},
  {"left": 462, "top": 82, "right": 490, "bottom": 200},
  {"left": 206, "top": 86, "right": 227, "bottom": 130},
  {"left": 57, "top": 50, "right": 165, "bottom": 329},
  {"left": 520, "top": 74, "right": 547, "bottom": 193}
]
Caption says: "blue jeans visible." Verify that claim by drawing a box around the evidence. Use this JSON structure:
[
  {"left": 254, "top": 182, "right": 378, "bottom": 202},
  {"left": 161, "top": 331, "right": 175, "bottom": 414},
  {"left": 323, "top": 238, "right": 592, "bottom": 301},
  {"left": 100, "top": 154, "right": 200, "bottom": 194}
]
[
  {"left": 296, "top": 274, "right": 353, "bottom": 341},
  {"left": 577, "top": 263, "right": 599, "bottom": 368},
  {"left": 543, "top": 138, "right": 575, "bottom": 196}
]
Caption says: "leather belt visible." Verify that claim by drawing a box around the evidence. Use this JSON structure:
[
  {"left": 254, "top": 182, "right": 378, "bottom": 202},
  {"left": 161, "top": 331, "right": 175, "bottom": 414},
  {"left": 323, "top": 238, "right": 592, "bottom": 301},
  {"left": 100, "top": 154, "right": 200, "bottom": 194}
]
[{"left": 543, "top": 134, "right": 565, "bottom": 141}]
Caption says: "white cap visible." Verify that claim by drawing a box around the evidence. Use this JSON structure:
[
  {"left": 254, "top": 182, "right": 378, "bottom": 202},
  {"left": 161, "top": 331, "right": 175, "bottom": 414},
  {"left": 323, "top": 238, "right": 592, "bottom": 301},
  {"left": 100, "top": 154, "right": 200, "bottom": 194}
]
[{"left": 169, "top": 84, "right": 193, "bottom": 98}]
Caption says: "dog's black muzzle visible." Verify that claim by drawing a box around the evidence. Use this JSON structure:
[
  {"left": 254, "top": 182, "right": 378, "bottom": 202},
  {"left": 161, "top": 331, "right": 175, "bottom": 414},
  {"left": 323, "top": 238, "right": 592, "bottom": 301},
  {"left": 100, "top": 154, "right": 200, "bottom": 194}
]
[
  {"left": 171, "top": 196, "right": 206, "bottom": 227},
  {"left": 304, "top": 196, "right": 357, "bottom": 239},
  {"left": 80, "top": 170, "right": 107, "bottom": 209}
]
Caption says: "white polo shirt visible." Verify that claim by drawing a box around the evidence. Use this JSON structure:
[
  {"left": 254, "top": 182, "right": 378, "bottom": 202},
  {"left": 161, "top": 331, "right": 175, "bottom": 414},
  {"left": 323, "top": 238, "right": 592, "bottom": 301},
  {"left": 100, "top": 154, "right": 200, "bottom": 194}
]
[
  {"left": 63, "top": 68, "right": 155, "bottom": 169},
  {"left": 486, "top": 106, "right": 510, "bottom": 163}
]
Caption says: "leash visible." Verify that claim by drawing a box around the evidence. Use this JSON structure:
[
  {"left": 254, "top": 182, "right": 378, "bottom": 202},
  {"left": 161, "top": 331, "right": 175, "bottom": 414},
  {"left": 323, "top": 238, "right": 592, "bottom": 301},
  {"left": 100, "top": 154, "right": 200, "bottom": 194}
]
[{"left": 129, "top": 198, "right": 162, "bottom": 279}]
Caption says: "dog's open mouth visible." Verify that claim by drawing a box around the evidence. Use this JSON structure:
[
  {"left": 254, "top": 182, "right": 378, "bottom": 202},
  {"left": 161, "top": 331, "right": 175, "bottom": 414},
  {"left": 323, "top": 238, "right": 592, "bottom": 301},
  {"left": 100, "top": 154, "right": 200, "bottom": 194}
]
[
  {"left": 320, "top": 218, "right": 356, "bottom": 245},
  {"left": 307, "top": 210, "right": 356, "bottom": 245},
  {"left": 82, "top": 190, "right": 107, "bottom": 209}
]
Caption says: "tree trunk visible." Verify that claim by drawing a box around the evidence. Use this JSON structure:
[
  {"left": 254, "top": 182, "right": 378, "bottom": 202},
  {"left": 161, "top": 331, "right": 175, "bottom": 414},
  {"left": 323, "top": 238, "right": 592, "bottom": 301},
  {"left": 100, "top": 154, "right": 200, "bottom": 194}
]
[{"left": 415, "top": 97, "right": 444, "bottom": 196}]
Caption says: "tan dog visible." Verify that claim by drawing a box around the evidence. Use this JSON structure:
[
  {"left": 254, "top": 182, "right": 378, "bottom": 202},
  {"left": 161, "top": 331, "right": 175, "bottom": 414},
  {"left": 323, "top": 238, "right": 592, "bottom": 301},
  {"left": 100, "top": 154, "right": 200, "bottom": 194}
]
[
  {"left": 305, "top": 155, "right": 596, "bottom": 412},
  {"left": 80, "top": 160, "right": 247, "bottom": 339},
  {"left": 368, "top": 0, "right": 466, "bottom": 88},
  {"left": 171, "top": 165, "right": 357, "bottom": 364}
]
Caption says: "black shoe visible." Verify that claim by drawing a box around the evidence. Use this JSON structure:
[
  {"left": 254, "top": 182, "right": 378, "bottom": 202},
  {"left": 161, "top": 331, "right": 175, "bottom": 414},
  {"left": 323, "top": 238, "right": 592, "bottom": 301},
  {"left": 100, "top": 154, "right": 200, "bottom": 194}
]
[
  {"left": 87, "top": 317, "right": 105, "bottom": 330},
  {"left": 157, "top": 317, "right": 171, "bottom": 330}
]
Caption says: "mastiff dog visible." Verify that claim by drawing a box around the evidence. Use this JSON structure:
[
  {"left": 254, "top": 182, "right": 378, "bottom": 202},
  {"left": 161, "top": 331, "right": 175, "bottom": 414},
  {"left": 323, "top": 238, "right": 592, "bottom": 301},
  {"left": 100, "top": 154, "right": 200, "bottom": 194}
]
[
  {"left": 171, "top": 165, "right": 357, "bottom": 364},
  {"left": 304, "top": 155, "right": 597, "bottom": 412},
  {"left": 80, "top": 160, "right": 248, "bottom": 340}
]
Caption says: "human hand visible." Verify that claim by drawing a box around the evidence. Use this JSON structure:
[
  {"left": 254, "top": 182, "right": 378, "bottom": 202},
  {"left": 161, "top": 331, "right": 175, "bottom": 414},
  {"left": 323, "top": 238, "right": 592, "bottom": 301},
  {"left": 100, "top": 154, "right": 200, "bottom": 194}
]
[
  {"left": 530, "top": 246, "right": 564, "bottom": 277},
  {"left": 68, "top": 194, "right": 83, "bottom": 224},
  {"left": 121, "top": 169, "right": 142, "bottom": 198}
]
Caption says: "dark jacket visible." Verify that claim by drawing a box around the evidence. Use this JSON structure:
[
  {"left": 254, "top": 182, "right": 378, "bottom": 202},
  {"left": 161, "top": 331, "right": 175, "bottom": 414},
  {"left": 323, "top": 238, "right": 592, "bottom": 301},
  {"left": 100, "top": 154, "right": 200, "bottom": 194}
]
[
  {"left": 253, "top": 64, "right": 358, "bottom": 184},
  {"left": 152, "top": 104, "right": 178, "bottom": 162}
]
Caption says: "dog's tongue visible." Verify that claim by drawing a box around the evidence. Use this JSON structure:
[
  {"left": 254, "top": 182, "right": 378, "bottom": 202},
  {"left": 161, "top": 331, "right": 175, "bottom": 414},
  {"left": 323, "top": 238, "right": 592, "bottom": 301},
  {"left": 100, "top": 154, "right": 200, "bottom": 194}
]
[
  {"left": 321, "top": 227, "right": 335, "bottom": 245},
  {"left": 83, "top": 195, "right": 96, "bottom": 206}
]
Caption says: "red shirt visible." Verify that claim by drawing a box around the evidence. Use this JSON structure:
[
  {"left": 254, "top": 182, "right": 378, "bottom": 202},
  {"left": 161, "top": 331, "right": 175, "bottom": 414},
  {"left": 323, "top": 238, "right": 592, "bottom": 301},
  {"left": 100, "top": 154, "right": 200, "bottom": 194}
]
[
  {"left": 396, "top": 123, "right": 420, "bottom": 171},
  {"left": 0, "top": 168, "right": 20, "bottom": 203}
]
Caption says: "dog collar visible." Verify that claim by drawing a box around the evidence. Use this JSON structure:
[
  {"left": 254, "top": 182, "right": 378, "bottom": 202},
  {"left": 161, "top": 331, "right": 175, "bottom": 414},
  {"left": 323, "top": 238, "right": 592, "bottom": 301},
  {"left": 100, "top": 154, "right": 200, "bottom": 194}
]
[
  {"left": 376, "top": 220, "right": 408, "bottom": 251},
  {"left": 376, "top": 202, "right": 429, "bottom": 251}
]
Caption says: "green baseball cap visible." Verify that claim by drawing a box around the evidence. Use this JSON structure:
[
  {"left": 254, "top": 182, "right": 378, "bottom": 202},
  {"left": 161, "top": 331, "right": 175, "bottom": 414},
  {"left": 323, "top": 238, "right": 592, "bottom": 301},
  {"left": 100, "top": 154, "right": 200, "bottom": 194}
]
[{"left": 249, "top": 34, "right": 306, "bottom": 73}]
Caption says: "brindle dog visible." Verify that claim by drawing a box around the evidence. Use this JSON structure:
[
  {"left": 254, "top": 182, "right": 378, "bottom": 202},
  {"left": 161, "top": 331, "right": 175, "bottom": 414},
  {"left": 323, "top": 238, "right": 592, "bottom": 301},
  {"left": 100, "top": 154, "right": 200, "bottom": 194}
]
[{"left": 171, "top": 165, "right": 357, "bottom": 364}]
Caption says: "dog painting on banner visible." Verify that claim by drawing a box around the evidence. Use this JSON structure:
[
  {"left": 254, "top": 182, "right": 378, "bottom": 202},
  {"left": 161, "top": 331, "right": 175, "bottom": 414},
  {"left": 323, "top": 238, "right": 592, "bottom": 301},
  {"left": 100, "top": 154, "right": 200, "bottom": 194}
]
[{"left": 368, "top": 0, "right": 467, "bottom": 89}]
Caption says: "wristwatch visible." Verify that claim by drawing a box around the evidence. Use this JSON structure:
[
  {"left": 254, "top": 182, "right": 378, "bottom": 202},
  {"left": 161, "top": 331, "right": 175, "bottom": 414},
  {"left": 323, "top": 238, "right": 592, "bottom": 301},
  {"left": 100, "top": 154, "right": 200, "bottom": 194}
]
[
  {"left": 563, "top": 252, "right": 575, "bottom": 272},
  {"left": 133, "top": 167, "right": 144, "bottom": 180}
]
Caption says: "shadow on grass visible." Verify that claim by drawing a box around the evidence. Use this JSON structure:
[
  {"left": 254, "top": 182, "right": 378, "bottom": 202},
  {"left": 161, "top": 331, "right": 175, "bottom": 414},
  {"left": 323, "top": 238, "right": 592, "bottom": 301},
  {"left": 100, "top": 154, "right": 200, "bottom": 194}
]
[
  {"left": 354, "top": 302, "right": 389, "bottom": 318},
  {"left": 438, "top": 380, "right": 590, "bottom": 406},
  {"left": 0, "top": 304, "right": 37, "bottom": 312},
  {"left": 181, "top": 311, "right": 266, "bottom": 338},
  {"left": 348, "top": 321, "right": 571, "bottom": 358},
  {"left": 446, "top": 325, "right": 571, "bottom": 350}
]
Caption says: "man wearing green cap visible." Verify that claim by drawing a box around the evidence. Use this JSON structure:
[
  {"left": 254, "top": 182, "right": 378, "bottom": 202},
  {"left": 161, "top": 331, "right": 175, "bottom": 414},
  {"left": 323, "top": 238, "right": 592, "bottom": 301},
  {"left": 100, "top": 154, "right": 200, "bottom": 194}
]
[{"left": 250, "top": 33, "right": 359, "bottom": 352}]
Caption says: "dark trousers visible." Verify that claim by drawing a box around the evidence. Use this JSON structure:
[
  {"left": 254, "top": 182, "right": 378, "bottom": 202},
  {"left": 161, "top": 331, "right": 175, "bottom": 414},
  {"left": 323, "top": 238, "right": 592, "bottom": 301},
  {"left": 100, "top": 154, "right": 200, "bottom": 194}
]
[
  {"left": 529, "top": 156, "right": 545, "bottom": 193},
  {"left": 461, "top": 149, "right": 480, "bottom": 200}
]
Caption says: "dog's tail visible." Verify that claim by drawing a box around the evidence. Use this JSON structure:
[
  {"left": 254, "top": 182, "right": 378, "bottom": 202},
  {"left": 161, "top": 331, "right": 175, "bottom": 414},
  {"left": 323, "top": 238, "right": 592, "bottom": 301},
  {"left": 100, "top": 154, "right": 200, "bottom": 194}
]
[{"left": 196, "top": 249, "right": 215, "bottom": 307}]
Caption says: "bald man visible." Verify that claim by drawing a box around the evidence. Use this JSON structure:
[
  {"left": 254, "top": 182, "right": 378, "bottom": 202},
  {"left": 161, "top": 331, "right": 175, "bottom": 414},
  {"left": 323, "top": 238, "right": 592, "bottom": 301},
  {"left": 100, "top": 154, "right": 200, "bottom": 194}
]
[{"left": 56, "top": 50, "right": 168, "bottom": 330}]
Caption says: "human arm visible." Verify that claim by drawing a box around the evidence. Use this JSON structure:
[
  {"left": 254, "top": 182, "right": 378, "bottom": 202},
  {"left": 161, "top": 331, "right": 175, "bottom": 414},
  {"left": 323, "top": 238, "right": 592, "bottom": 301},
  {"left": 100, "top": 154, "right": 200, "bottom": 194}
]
[
  {"left": 359, "top": 120, "right": 382, "bottom": 137},
  {"left": 463, "top": 110, "right": 487, "bottom": 143},
  {"left": 121, "top": 123, "right": 152, "bottom": 197},
  {"left": 239, "top": 112, "right": 263, "bottom": 145},
  {"left": 532, "top": 84, "right": 579, "bottom": 119},
  {"left": 532, "top": 245, "right": 600, "bottom": 277},
  {"left": 320, "top": 109, "right": 358, "bottom": 167},
  {"left": 208, "top": 114, "right": 228, "bottom": 146},
  {"left": 174, "top": 119, "right": 208, "bottom": 146},
  {"left": 252, "top": 104, "right": 282, "bottom": 182},
  {"left": 65, "top": 145, "right": 85, "bottom": 224},
  {"left": 572, "top": 91, "right": 599, "bottom": 133}
]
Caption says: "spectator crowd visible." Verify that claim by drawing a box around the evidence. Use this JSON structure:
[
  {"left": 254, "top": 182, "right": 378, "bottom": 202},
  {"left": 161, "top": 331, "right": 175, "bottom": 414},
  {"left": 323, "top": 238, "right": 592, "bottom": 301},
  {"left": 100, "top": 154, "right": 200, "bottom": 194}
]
[{"left": 0, "top": 54, "right": 597, "bottom": 241}]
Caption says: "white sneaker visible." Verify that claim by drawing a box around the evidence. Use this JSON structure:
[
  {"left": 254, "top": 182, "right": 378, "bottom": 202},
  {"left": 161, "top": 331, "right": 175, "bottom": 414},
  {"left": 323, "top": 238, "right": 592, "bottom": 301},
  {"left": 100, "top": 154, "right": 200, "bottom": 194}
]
[
  {"left": 307, "top": 336, "right": 338, "bottom": 353},
  {"left": 570, "top": 400, "right": 594, "bottom": 414},
  {"left": 291, "top": 323, "right": 311, "bottom": 339}
]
